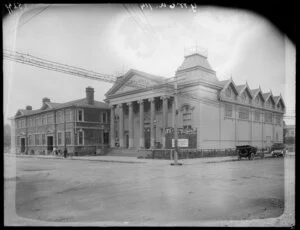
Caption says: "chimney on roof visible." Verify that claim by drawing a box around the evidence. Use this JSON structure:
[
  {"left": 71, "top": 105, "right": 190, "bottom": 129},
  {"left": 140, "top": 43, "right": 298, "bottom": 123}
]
[
  {"left": 43, "top": 97, "right": 50, "bottom": 104},
  {"left": 86, "top": 87, "right": 94, "bottom": 105},
  {"left": 26, "top": 105, "right": 32, "bottom": 110}
]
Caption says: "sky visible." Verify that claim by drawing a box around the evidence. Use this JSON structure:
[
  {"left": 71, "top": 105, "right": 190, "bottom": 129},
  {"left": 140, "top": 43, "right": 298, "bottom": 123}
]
[{"left": 3, "top": 4, "right": 295, "bottom": 125}]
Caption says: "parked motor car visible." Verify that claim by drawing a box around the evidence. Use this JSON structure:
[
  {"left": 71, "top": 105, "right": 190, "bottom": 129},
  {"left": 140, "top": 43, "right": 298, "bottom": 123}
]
[
  {"left": 236, "top": 145, "right": 264, "bottom": 160},
  {"left": 270, "top": 143, "right": 288, "bottom": 157}
]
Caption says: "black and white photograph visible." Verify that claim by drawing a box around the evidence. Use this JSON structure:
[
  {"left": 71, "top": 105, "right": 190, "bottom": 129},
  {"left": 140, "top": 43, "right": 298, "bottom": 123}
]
[{"left": 3, "top": 3, "right": 295, "bottom": 226}]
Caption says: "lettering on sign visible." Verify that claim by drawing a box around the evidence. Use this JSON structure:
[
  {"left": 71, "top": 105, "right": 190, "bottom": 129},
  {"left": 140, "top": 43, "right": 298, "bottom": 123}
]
[{"left": 172, "top": 138, "right": 189, "bottom": 147}]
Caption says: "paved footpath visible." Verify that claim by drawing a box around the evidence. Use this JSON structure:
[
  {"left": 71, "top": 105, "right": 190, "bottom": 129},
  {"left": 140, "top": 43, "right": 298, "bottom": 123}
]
[
  {"left": 4, "top": 153, "right": 245, "bottom": 165},
  {"left": 4, "top": 152, "right": 287, "bottom": 165}
]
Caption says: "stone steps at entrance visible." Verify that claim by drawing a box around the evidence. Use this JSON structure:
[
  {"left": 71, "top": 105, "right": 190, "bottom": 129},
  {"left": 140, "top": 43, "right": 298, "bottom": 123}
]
[{"left": 106, "top": 148, "right": 151, "bottom": 158}]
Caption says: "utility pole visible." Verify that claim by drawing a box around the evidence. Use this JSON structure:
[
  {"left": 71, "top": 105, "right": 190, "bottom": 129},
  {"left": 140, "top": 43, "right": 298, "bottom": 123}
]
[{"left": 171, "top": 75, "right": 182, "bottom": 166}]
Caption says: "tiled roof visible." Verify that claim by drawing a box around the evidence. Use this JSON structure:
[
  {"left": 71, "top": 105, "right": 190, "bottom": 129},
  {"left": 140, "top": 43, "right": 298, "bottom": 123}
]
[
  {"left": 262, "top": 92, "right": 271, "bottom": 100},
  {"left": 15, "top": 98, "right": 108, "bottom": 117},
  {"left": 55, "top": 98, "right": 109, "bottom": 109},
  {"left": 250, "top": 88, "right": 260, "bottom": 95},
  {"left": 236, "top": 85, "right": 246, "bottom": 93}
]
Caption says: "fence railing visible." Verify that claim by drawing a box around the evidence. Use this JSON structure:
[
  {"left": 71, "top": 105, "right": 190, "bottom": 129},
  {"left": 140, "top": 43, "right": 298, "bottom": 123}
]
[{"left": 147, "top": 148, "right": 239, "bottom": 160}]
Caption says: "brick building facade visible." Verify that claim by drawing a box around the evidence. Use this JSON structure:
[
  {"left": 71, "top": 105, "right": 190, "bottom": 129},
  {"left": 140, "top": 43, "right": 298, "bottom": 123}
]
[{"left": 14, "top": 87, "right": 110, "bottom": 155}]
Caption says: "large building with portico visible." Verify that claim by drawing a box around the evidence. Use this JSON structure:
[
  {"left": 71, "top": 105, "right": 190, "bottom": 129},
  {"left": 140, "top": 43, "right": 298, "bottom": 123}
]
[{"left": 105, "top": 49, "right": 286, "bottom": 150}]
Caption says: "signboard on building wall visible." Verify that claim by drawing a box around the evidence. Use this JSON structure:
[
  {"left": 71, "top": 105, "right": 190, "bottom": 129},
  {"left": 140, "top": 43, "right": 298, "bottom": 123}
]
[{"left": 172, "top": 139, "right": 189, "bottom": 147}]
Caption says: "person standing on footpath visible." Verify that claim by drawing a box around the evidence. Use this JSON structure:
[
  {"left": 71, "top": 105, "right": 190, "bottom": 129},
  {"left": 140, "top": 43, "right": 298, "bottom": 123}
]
[{"left": 63, "top": 148, "right": 68, "bottom": 158}]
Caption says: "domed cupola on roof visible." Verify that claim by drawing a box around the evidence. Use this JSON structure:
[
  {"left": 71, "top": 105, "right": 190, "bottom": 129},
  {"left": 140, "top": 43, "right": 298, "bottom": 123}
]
[{"left": 175, "top": 46, "right": 219, "bottom": 82}]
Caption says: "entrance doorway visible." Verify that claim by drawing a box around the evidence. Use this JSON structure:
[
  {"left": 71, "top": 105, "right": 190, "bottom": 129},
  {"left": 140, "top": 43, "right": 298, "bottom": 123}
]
[
  {"left": 125, "top": 134, "right": 129, "bottom": 148},
  {"left": 144, "top": 127, "right": 151, "bottom": 149},
  {"left": 47, "top": 136, "right": 54, "bottom": 152},
  {"left": 21, "top": 138, "right": 26, "bottom": 153}
]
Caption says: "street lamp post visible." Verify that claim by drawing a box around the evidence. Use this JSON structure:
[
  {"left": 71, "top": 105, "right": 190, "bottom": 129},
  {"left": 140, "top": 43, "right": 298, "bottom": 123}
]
[{"left": 171, "top": 76, "right": 182, "bottom": 166}]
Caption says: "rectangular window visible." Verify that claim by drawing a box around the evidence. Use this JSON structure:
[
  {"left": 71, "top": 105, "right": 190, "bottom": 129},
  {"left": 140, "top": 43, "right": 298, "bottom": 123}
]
[
  {"left": 65, "top": 132, "right": 71, "bottom": 145},
  {"left": 78, "top": 130, "right": 84, "bottom": 145},
  {"left": 254, "top": 111, "right": 260, "bottom": 122},
  {"left": 42, "top": 115, "right": 47, "bottom": 125},
  {"left": 35, "top": 116, "right": 40, "bottom": 126},
  {"left": 264, "top": 112, "right": 272, "bottom": 124},
  {"left": 225, "top": 104, "right": 233, "bottom": 117},
  {"left": 28, "top": 135, "right": 32, "bottom": 145},
  {"left": 77, "top": 109, "right": 83, "bottom": 121},
  {"left": 239, "top": 107, "right": 249, "bottom": 120},
  {"left": 103, "top": 132, "right": 109, "bottom": 144},
  {"left": 102, "top": 112, "right": 107, "bottom": 123},
  {"left": 47, "top": 113, "right": 53, "bottom": 124},
  {"left": 57, "top": 132, "right": 63, "bottom": 145},
  {"left": 57, "top": 111, "right": 64, "bottom": 124},
  {"left": 42, "top": 134, "right": 46, "bottom": 145},
  {"left": 65, "top": 109, "right": 72, "bottom": 122},
  {"left": 35, "top": 134, "right": 39, "bottom": 146},
  {"left": 183, "top": 113, "right": 191, "bottom": 121}
]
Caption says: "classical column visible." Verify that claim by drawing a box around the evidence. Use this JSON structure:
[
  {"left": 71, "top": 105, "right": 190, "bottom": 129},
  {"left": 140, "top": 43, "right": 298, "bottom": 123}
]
[
  {"left": 138, "top": 100, "right": 145, "bottom": 148},
  {"left": 118, "top": 104, "right": 124, "bottom": 148},
  {"left": 160, "top": 96, "right": 169, "bottom": 148},
  {"left": 127, "top": 102, "right": 134, "bottom": 148},
  {"left": 149, "top": 98, "right": 156, "bottom": 148},
  {"left": 110, "top": 105, "right": 115, "bottom": 148}
]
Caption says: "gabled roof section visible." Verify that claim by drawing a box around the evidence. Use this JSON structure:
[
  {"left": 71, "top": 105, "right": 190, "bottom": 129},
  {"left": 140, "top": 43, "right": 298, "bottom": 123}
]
[
  {"left": 250, "top": 86, "right": 265, "bottom": 101},
  {"left": 105, "top": 69, "right": 166, "bottom": 96},
  {"left": 262, "top": 91, "right": 275, "bottom": 104},
  {"left": 236, "top": 82, "right": 253, "bottom": 98},
  {"left": 220, "top": 78, "right": 239, "bottom": 95},
  {"left": 273, "top": 95, "right": 286, "bottom": 108}
]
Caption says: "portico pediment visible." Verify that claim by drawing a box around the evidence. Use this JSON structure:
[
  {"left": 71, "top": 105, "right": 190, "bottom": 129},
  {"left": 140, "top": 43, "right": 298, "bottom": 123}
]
[{"left": 105, "top": 69, "right": 165, "bottom": 97}]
